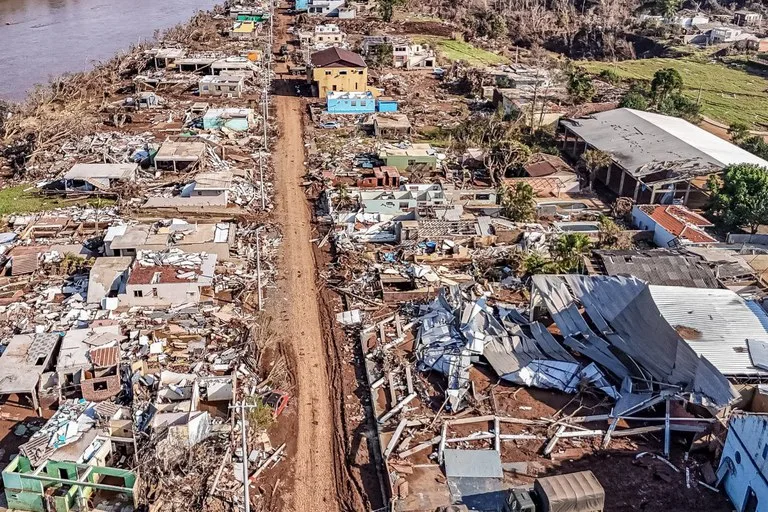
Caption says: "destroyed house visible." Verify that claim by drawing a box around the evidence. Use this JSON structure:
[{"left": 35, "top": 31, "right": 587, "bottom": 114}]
[
  {"left": 306, "top": 0, "right": 346, "bottom": 16},
  {"left": 0, "top": 333, "right": 61, "bottom": 414},
  {"left": 211, "top": 57, "right": 257, "bottom": 76},
  {"left": 379, "top": 144, "right": 436, "bottom": 171},
  {"left": 559, "top": 108, "right": 768, "bottom": 206},
  {"left": 105, "top": 221, "right": 234, "bottom": 261},
  {"left": 153, "top": 138, "right": 207, "bottom": 172},
  {"left": 373, "top": 113, "right": 412, "bottom": 139},
  {"left": 182, "top": 171, "right": 233, "bottom": 201},
  {"left": 632, "top": 204, "right": 716, "bottom": 246},
  {"left": 356, "top": 166, "right": 400, "bottom": 188},
  {"left": 530, "top": 274, "right": 742, "bottom": 407},
  {"left": 230, "top": 20, "right": 259, "bottom": 39},
  {"left": 122, "top": 250, "right": 217, "bottom": 308},
  {"left": 147, "top": 47, "right": 186, "bottom": 68},
  {"left": 718, "top": 413, "right": 768, "bottom": 512},
  {"left": 392, "top": 43, "right": 436, "bottom": 69},
  {"left": 56, "top": 326, "right": 125, "bottom": 402},
  {"left": 86, "top": 257, "right": 132, "bottom": 307},
  {"left": 3, "top": 456, "right": 137, "bottom": 512},
  {"left": 356, "top": 184, "right": 446, "bottom": 215},
  {"left": 199, "top": 74, "right": 245, "bottom": 98},
  {"left": 6, "top": 400, "right": 137, "bottom": 511},
  {"left": 61, "top": 163, "right": 137, "bottom": 192},
  {"left": 202, "top": 108, "right": 254, "bottom": 131}
]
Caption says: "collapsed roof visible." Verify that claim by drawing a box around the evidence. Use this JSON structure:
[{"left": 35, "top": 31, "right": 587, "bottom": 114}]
[{"left": 531, "top": 275, "right": 740, "bottom": 408}]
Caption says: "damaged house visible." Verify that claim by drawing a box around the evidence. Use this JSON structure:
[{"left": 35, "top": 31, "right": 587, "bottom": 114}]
[
  {"left": 58, "top": 163, "right": 138, "bottom": 193},
  {"left": 56, "top": 325, "right": 126, "bottom": 402},
  {"left": 104, "top": 221, "right": 234, "bottom": 261},
  {"left": 559, "top": 108, "right": 768, "bottom": 206},
  {"left": 153, "top": 138, "right": 207, "bottom": 173},
  {"left": 121, "top": 250, "right": 217, "bottom": 308},
  {"left": 0, "top": 333, "right": 62, "bottom": 414}
]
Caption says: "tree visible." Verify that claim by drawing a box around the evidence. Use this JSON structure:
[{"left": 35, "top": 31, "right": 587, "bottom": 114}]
[
  {"left": 369, "top": 43, "right": 394, "bottom": 68},
  {"left": 650, "top": 68, "right": 683, "bottom": 104},
  {"left": 567, "top": 70, "right": 595, "bottom": 104},
  {"left": 728, "top": 122, "right": 751, "bottom": 144},
  {"left": 656, "top": 0, "right": 681, "bottom": 18},
  {"left": 707, "top": 163, "right": 768, "bottom": 233},
  {"left": 520, "top": 252, "right": 556, "bottom": 275},
  {"left": 486, "top": 139, "right": 532, "bottom": 184},
  {"left": 580, "top": 149, "right": 612, "bottom": 191},
  {"left": 599, "top": 69, "right": 620, "bottom": 84},
  {"left": 739, "top": 136, "right": 768, "bottom": 160},
  {"left": 378, "top": 0, "right": 405, "bottom": 22},
  {"left": 618, "top": 90, "right": 649, "bottom": 110},
  {"left": 499, "top": 182, "right": 536, "bottom": 222},
  {"left": 657, "top": 93, "right": 700, "bottom": 122},
  {"left": 550, "top": 233, "right": 591, "bottom": 272},
  {"left": 597, "top": 215, "right": 624, "bottom": 249}
]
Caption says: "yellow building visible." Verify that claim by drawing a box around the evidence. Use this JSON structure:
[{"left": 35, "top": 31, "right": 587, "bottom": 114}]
[{"left": 309, "top": 47, "right": 368, "bottom": 98}]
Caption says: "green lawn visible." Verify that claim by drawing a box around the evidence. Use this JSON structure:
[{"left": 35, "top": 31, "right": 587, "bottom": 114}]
[
  {"left": 414, "top": 36, "right": 509, "bottom": 67},
  {"left": 0, "top": 185, "right": 115, "bottom": 216},
  {"left": 579, "top": 58, "right": 768, "bottom": 128}
]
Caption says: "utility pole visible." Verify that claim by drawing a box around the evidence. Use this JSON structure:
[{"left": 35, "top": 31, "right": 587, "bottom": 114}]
[
  {"left": 256, "top": 225, "right": 263, "bottom": 311},
  {"left": 240, "top": 401, "right": 250, "bottom": 512},
  {"left": 259, "top": 152, "right": 266, "bottom": 210}
]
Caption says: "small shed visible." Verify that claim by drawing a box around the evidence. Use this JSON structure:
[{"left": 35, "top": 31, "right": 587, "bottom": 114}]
[
  {"left": 534, "top": 471, "right": 605, "bottom": 512},
  {"left": 377, "top": 97, "right": 398, "bottom": 112},
  {"left": 202, "top": 108, "right": 254, "bottom": 131}
]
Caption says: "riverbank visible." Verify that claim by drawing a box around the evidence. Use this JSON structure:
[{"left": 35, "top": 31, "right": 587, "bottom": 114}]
[{"left": 0, "top": 0, "right": 220, "bottom": 100}]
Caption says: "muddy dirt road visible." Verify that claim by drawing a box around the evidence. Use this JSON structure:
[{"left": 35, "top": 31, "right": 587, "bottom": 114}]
[{"left": 269, "top": 10, "right": 342, "bottom": 512}]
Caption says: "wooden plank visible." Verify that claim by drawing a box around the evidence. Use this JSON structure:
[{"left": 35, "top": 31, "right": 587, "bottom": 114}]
[
  {"left": 544, "top": 425, "right": 566, "bottom": 456},
  {"left": 446, "top": 415, "right": 495, "bottom": 426},
  {"left": 399, "top": 436, "right": 440, "bottom": 458}
]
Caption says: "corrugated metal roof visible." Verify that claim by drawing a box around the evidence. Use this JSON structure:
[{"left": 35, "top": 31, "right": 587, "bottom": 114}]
[
  {"left": 561, "top": 108, "right": 768, "bottom": 173},
  {"left": 443, "top": 449, "right": 503, "bottom": 479},
  {"left": 649, "top": 285, "right": 768, "bottom": 376}
]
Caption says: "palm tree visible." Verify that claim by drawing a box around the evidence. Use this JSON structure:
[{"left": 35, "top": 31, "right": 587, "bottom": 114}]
[
  {"left": 550, "top": 233, "right": 591, "bottom": 273},
  {"left": 580, "top": 149, "right": 612, "bottom": 192}
]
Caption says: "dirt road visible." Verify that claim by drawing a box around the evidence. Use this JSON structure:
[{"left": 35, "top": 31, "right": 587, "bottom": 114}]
[{"left": 269, "top": 11, "right": 342, "bottom": 512}]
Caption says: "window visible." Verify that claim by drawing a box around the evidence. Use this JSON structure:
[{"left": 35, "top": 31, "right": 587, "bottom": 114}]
[
  {"left": 151, "top": 288, "right": 158, "bottom": 297},
  {"left": 325, "top": 71, "right": 331, "bottom": 76},
  {"left": 763, "top": 444, "right": 768, "bottom": 459},
  {"left": 333, "top": 85, "right": 338, "bottom": 91},
  {"left": 351, "top": 100, "right": 357, "bottom": 106},
  {"left": 358, "top": 70, "right": 364, "bottom": 75},
  {"left": 93, "top": 381, "right": 109, "bottom": 391},
  {"left": 339, "top": 70, "right": 347, "bottom": 75},
  {"left": 399, "top": 202, "right": 410, "bottom": 209},
  {"left": 35, "top": 356, "right": 46, "bottom": 366},
  {"left": 133, "top": 290, "right": 144, "bottom": 298},
  {"left": 735, "top": 450, "right": 742, "bottom": 464},
  {"left": 407, "top": 159, "right": 416, "bottom": 166},
  {"left": 476, "top": 193, "right": 491, "bottom": 200}
]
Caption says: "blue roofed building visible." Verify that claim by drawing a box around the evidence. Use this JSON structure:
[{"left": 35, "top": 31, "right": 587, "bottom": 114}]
[{"left": 327, "top": 91, "right": 376, "bottom": 114}]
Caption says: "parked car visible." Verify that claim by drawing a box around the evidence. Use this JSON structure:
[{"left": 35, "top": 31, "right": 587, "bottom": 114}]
[{"left": 319, "top": 121, "right": 341, "bottom": 129}]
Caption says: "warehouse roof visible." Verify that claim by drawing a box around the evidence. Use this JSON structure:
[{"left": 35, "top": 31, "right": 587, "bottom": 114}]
[{"left": 561, "top": 108, "right": 768, "bottom": 175}]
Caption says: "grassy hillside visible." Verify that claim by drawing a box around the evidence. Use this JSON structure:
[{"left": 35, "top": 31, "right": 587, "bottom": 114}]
[
  {"left": 414, "top": 36, "right": 509, "bottom": 66},
  {"left": 579, "top": 58, "right": 768, "bottom": 128}
]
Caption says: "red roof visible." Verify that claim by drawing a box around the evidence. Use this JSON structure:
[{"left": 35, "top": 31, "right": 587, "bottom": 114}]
[
  {"left": 638, "top": 205, "right": 716, "bottom": 244},
  {"left": 128, "top": 264, "right": 198, "bottom": 285}
]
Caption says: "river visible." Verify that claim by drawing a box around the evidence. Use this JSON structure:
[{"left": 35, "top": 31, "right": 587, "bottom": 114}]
[{"left": 0, "top": 0, "right": 221, "bottom": 102}]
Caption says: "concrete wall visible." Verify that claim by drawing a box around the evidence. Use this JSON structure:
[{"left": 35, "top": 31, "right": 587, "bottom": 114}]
[
  {"left": 377, "top": 100, "right": 398, "bottom": 112},
  {"left": 122, "top": 282, "right": 202, "bottom": 308},
  {"left": 383, "top": 154, "right": 437, "bottom": 171}
]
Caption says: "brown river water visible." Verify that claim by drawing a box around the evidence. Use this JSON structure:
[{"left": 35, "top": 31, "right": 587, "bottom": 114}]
[{"left": 0, "top": 0, "right": 220, "bottom": 101}]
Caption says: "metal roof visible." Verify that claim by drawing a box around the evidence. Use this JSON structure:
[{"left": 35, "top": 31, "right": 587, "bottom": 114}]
[
  {"left": 443, "top": 449, "right": 503, "bottom": 479},
  {"left": 561, "top": 108, "right": 768, "bottom": 174},
  {"left": 649, "top": 285, "right": 768, "bottom": 376}
]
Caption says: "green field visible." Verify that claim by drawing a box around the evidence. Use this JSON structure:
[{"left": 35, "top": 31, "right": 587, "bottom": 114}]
[
  {"left": 0, "top": 185, "right": 115, "bottom": 216},
  {"left": 414, "top": 36, "right": 509, "bottom": 66},
  {"left": 579, "top": 58, "right": 768, "bottom": 128}
]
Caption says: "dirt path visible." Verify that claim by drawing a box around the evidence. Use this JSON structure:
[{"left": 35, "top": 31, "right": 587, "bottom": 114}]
[{"left": 269, "top": 9, "right": 342, "bottom": 512}]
